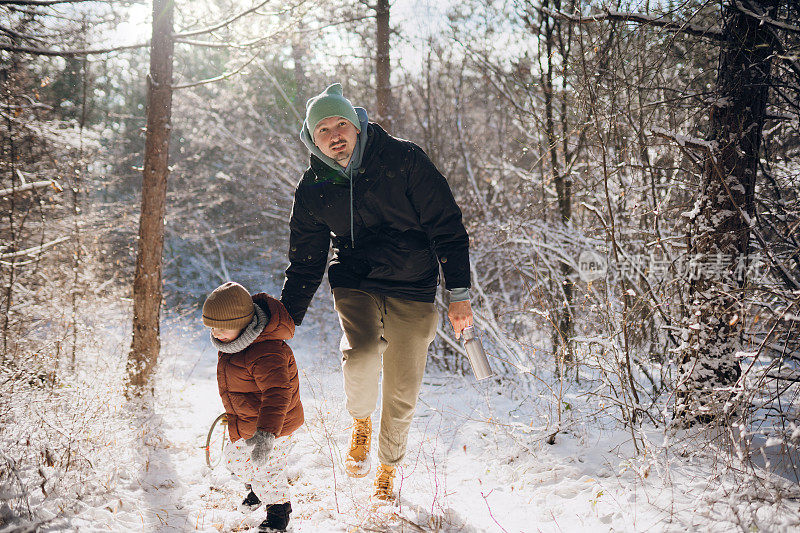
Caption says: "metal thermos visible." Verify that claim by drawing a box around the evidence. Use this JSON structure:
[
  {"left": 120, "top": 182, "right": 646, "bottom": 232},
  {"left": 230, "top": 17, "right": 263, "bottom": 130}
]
[{"left": 461, "top": 326, "right": 494, "bottom": 380}]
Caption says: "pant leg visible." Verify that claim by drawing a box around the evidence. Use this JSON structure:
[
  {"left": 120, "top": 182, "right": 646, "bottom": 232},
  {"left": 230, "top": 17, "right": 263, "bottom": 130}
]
[
  {"left": 249, "top": 436, "right": 293, "bottom": 505},
  {"left": 378, "top": 297, "right": 438, "bottom": 465},
  {"left": 333, "top": 288, "right": 386, "bottom": 420},
  {"left": 225, "top": 437, "right": 294, "bottom": 504},
  {"left": 225, "top": 438, "right": 249, "bottom": 477}
]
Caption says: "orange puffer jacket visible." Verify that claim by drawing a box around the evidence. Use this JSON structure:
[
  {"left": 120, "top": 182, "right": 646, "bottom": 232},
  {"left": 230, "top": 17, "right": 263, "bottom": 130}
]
[{"left": 217, "top": 293, "right": 304, "bottom": 441}]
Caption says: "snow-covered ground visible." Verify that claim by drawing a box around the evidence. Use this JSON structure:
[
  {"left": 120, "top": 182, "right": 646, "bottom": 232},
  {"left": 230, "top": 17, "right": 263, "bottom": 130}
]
[{"left": 4, "top": 301, "right": 800, "bottom": 532}]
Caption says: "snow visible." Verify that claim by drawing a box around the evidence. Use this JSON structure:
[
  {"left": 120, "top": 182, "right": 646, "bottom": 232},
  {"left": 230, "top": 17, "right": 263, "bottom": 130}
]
[{"left": 3, "top": 306, "right": 800, "bottom": 532}]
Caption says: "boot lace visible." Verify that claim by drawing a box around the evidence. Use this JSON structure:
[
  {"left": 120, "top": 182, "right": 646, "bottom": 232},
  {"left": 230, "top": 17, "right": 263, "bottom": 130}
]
[
  {"left": 376, "top": 475, "right": 392, "bottom": 492},
  {"left": 353, "top": 419, "right": 370, "bottom": 446},
  {"left": 375, "top": 465, "right": 395, "bottom": 497}
]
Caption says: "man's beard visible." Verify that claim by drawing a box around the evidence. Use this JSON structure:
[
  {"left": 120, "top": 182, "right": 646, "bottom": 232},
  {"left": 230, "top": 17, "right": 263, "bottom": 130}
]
[{"left": 330, "top": 142, "right": 351, "bottom": 161}]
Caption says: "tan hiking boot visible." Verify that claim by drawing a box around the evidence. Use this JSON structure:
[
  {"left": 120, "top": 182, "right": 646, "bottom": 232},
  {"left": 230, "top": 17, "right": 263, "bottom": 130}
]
[
  {"left": 373, "top": 463, "right": 396, "bottom": 501},
  {"left": 345, "top": 417, "right": 372, "bottom": 477}
]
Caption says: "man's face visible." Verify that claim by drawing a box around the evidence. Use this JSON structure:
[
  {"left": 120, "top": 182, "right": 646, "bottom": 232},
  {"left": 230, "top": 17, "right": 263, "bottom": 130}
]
[
  {"left": 313, "top": 116, "right": 360, "bottom": 167},
  {"left": 211, "top": 327, "right": 242, "bottom": 343}
]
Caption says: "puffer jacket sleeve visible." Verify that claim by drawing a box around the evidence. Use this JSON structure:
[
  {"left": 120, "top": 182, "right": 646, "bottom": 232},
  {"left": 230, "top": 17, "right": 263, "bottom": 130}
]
[
  {"left": 405, "top": 145, "right": 471, "bottom": 290},
  {"left": 280, "top": 187, "right": 331, "bottom": 325},
  {"left": 250, "top": 350, "right": 292, "bottom": 436}
]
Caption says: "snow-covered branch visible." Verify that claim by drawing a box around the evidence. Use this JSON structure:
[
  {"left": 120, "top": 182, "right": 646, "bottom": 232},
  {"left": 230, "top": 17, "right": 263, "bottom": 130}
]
[
  {"left": 650, "top": 127, "right": 716, "bottom": 152},
  {"left": 0, "top": 179, "right": 60, "bottom": 199},
  {"left": 0, "top": 236, "right": 69, "bottom": 260}
]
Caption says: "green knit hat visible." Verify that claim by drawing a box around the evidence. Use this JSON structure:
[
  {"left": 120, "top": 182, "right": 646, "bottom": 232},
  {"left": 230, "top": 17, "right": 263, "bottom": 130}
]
[{"left": 305, "top": 83, "right": 360, "bottom": 141}]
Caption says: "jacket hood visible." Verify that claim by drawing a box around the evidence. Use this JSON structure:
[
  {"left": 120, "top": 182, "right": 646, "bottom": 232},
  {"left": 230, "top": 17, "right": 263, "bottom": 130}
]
[
  {"left": 253, "top": 293, "right": 295, "bottom": 342},
  {"left": 300, "top": 107, "right": 369, "bottom": 177}
]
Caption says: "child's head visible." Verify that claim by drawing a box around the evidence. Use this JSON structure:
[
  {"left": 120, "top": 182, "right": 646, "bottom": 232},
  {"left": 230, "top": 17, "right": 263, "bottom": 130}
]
[{"left": 202, "top": 282, "right": 255, "bottom": 343}]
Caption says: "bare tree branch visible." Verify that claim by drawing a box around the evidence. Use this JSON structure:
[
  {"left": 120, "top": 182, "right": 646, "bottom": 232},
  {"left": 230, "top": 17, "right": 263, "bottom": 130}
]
[
  {"left": 0, "top": 41, "right": 147, "bottom": 57},
  {"left": 173, "top": 0, "right": 277, "bottom": 38},
  {"left": 256, "top": 63, "right": 303, "bottom": 123},
  {"left": 0, "top": 0, "right": 99, "bottom": 5},
  {"left": 0, "top": 25, "right": 48, "bottom": 44},
  {"left": 172, "top": 52, "right": 259, "bottom": 90},
  {"left": 174, "top": 30, "right": 281, "bottom": 49},
  {"left": 734, "top": 0, "right": 800, "bottom": 34},
  {"left": 542, "top": 7, "right": 725, "bottom": 41}
]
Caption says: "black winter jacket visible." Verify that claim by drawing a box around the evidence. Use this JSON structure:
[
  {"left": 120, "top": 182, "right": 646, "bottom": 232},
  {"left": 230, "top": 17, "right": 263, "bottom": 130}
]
[{"left": 280, "top": 123, "right": 470, "bottom": 325}]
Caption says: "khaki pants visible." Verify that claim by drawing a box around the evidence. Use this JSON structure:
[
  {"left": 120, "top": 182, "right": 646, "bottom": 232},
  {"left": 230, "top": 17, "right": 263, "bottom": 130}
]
[{"left": 333, "top": 287, "right": 438, "bottom": 466}]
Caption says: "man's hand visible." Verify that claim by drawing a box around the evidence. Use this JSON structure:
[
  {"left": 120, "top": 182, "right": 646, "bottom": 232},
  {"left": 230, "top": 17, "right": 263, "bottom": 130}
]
[
  {"left": 245, "top": 430, "right": 275, "bottom": 465},
  {"left": 448, "top": 300, "right": 473, "bottom": 339}
]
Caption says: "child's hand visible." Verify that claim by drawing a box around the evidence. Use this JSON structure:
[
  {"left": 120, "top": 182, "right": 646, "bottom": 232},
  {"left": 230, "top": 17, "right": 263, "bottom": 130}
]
[{"left": 246, "top": 430, "right": 275, "bottom": 465}]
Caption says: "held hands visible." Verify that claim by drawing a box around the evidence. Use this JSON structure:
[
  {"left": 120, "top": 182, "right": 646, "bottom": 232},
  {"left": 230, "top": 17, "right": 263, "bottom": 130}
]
[
  {"left": 448, "top": 300, "right": 473, "bottom": 339},
  {"left": 245, "top": 430, "right": 275, "bottom": 465}
]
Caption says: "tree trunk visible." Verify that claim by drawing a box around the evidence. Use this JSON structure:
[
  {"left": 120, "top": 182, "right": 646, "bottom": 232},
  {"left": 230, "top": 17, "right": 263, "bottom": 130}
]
[
  {"left": 676, "top": 0, "right": 776, "bottom": 423},
  {"left": 375, "top": 0, "right": 392, "bottom": 132},
  {"left": 1, "top": 85, "right": 18, "bottom": 361},
  {"left": 126, "top": 0, "right": 174, "bottom": 397},
  {"left": 541, "top": 1, "right": 575, "bottom": 373}
]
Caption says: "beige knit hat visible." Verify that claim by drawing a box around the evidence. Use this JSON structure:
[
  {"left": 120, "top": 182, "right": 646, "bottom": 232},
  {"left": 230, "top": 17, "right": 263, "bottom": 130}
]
[{"left": 202, "top": 282, "right": 255, "bottom": 330}]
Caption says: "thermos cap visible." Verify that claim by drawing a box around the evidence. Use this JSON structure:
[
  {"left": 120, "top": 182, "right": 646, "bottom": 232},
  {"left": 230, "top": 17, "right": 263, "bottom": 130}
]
[{"left": 462, "top": 325, "right": 475, "bottom": 340}]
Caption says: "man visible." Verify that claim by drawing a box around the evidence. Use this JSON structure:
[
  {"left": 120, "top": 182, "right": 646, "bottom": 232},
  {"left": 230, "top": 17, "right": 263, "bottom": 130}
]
[{"left": 280, "top": 83, "right": 473, "bottom": 501}]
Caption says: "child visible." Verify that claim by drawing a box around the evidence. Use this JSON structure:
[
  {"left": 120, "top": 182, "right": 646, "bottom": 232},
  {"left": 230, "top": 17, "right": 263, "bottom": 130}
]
[{"left": 202, "top": 281, "right": 304, "bottom": 533}]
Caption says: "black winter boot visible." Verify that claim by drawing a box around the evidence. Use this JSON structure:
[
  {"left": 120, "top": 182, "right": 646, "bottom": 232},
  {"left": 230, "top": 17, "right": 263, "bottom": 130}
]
[
  {"left": 258, "top": 502, "right": 292, "bottom": 532},
  {"left": 238, "top": 490, "right": 261, "bottom": 512}
]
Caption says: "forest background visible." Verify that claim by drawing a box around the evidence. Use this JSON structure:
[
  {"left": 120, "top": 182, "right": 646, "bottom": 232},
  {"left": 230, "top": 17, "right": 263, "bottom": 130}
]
[{"left": 1, "top": 0, "right": 799, "bottom": 530}]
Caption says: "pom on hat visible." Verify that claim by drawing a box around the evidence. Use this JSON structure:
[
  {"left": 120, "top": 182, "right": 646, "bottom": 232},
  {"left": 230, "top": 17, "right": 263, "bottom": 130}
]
[
  {"left": 202, "top": 282, "right": 255, "bottom": 330},
  {"left": 305, "top": 83, "right": 361, "bottom": 141}
]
